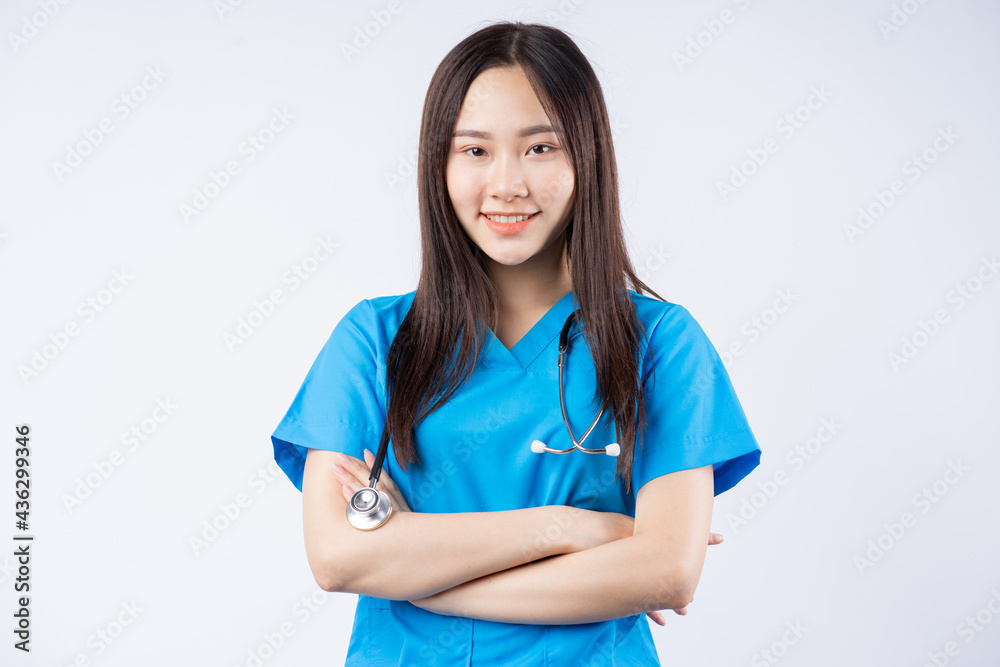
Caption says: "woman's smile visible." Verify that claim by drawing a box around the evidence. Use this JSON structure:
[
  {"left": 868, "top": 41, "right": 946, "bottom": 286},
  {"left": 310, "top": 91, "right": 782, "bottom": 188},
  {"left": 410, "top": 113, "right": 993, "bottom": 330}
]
[{"left": 481, "top": 211, "right": 540, "bottom": 235}]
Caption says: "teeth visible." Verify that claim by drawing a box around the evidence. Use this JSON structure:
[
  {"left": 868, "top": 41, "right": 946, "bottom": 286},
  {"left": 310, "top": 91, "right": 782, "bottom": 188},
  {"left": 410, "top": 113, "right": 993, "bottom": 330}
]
[{"left": 485, "top": 213, "right": 535, "bottom": 223}]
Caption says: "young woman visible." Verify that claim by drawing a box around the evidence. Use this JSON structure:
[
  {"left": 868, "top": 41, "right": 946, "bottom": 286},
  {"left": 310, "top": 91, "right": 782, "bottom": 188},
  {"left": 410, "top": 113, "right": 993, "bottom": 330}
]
[{"left": 271, "top": 21, "right": 762, "bottom": 666}]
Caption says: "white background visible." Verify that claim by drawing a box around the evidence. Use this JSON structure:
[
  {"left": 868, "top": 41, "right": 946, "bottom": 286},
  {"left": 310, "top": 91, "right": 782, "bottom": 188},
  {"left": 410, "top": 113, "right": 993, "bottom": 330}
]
[{"left": 2, "top": 0, "right": 998, "bottom": 665}]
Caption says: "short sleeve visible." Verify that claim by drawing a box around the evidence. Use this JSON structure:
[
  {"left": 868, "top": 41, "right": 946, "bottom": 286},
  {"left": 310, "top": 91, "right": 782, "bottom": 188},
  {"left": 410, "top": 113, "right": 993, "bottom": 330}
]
[
  {"left": 632, "top": 304, "right": 761, "bottom": 498},
  {"left": 271, "top": 299, "right": 386, "bottom": 492}
]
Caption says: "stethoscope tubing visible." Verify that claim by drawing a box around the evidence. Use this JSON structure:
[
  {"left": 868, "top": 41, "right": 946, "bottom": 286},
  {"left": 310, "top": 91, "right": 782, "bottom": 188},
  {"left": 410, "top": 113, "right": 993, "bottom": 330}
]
[
  {"left": 531, "top": 309, "right": 619, "bottom": 456},
  {"left": 348, "top": 306, "right": 618, "bottom": 530}
]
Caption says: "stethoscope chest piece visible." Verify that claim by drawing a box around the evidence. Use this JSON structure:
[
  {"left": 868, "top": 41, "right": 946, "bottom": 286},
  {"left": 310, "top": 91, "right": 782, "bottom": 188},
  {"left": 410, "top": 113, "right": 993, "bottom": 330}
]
[{"left": 346, "top": 487, "right": 393, "bottom": 531}]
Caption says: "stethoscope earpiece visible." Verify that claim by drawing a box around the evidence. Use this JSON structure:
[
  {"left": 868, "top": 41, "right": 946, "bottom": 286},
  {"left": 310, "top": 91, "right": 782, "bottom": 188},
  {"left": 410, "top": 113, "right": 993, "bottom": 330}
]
[
  {"left": 529, "top": 310, "right": 622, "bottom": 458},
  {"left": 531, "top": 439, "right": 620, "bottom": 457},
  {"left": 346, "top": 486, "right": 393, "bottom": 531}
]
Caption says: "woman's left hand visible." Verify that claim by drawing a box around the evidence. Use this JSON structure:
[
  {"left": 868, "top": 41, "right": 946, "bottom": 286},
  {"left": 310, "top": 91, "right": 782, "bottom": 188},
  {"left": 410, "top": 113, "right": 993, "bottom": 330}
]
[
  {"left": 332, "top": 454, "right": 719, "bottom": 625},
  {"left": 645, "top": 531, "right": 725, "bottom": 626},
  {"left": 331, "top": 449, "right": 412, "bottom": 513}
]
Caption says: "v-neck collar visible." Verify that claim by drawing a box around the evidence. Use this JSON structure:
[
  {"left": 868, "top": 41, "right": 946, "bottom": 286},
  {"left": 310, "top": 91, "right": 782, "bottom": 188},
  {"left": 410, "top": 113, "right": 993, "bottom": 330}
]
[{"left": 481, "top": 290, "right": 578, "bottom": 370}]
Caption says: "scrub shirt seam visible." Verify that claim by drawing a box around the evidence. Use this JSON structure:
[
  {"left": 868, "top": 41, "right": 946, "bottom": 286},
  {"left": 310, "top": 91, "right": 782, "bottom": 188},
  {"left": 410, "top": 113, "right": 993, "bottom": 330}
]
[
  {"left": 280, "top": 417, "right": 382, "bottom": 438},
  {"left": 638, "top": 302, "right": 686, "bottom": 382},
  {"left": 651, "top": 426, "right": 754, "bottom": 452},
  {"left": 631, "top": 427, "right": 758, "bottom": 500},
  {"left": 514, "top": 328, "right": 565, "bottom": 369},
  {"left": 468, "top": 618, "right": 474, "bottom": 667}
]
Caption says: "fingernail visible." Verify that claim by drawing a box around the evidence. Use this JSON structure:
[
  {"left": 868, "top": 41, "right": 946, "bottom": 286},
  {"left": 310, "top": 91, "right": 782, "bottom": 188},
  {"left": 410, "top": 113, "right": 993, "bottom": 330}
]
[
  {"left": 336, "top": 452, "right": 347, "bottom": 462},
  {"left": 332, "top": 464, "right": 345, "bottom": 475},
  {"left": 364, "top": 449, "right": 372, "bottom": 457}
]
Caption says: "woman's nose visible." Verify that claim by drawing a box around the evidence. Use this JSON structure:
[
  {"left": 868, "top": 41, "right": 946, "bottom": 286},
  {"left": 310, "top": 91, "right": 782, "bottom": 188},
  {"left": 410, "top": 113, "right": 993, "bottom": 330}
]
[{"left": 487, "top": 155, "right": 528, "bottom": 198}]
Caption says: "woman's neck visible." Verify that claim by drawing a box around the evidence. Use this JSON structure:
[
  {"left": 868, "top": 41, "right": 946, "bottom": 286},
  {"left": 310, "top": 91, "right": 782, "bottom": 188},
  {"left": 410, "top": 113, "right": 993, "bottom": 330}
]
[{"left": 486, "top": 238, "right": 573, "bottom": 313}]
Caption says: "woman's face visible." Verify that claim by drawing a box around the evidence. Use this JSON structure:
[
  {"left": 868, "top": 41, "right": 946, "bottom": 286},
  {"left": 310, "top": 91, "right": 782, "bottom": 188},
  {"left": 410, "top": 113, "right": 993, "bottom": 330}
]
[{"left": 446, "top": 66, "right": 575, "bottom": 270}]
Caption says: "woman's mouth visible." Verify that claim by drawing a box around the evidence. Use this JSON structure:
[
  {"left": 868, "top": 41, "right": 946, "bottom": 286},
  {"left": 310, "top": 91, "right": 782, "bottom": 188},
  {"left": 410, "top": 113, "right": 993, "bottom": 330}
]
[{"left": 480, "top": 211, "right": 539, "bottom": 235}]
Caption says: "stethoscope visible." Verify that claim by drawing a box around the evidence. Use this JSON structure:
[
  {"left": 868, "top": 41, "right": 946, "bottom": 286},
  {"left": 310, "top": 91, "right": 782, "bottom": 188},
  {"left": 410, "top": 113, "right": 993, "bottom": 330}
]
[{"left": 346, "top": 308, "right": 618, "bottom": 531}]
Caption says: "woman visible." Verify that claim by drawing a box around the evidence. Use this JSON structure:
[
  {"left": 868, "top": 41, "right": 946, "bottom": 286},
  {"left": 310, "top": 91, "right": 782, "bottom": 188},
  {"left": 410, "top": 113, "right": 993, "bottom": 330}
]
[{"left": 271, "top": 20, "right": 762, "bottom": 666}]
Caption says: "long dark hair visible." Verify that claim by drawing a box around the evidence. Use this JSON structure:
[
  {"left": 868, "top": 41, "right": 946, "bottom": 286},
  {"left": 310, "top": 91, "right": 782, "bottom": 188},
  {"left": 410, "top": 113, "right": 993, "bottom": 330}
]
[{"left": 379, "top": 21, "right": 664, "bottom": 496}]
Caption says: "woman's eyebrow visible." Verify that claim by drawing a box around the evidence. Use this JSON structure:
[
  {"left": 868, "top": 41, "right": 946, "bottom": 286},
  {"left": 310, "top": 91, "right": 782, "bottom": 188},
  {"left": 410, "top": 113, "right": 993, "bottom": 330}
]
[{"left": 452, "top": 124, "right": 556, "bottom": 140}]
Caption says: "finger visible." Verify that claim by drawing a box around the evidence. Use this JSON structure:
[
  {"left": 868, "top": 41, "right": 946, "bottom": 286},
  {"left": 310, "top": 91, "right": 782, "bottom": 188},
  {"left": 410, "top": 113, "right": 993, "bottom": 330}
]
[
  {"left": 646, "top": 611, "right": 666, "bottom": 626},
  {"left": 335, "top": 450, "right": 373, "bottom": 484},
  {"left": 332, "top": 462, "right": 369, "bottom": 489},
  {"left": 708, "top": 532, "right": 725, "bottom": 545},
  {"left": 673, "top": 607, "right": 688, "bottom": 616},
  {"left": 364, "top": 449, "right": 412, "bottom": 512},
  {"left": 335, "top": 452, "right": 371, "bottom": 479},
  {"left": 392, "top": 490, "right": 412, "bottom": 513}
]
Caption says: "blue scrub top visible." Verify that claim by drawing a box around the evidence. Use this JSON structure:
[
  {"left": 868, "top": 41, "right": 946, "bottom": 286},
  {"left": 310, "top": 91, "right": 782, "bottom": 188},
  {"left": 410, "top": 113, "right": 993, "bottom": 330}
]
[{"left": 272, "top": 289, "right": 761, "bottom": 666}]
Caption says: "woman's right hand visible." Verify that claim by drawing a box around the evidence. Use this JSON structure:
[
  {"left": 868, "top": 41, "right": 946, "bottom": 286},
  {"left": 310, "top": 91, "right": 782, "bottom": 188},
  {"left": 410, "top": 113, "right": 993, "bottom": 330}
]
[
  {"left": 562, "top": 506, "right": 635, "bottom": 552},
  {"left": 331, "top": 448, "right": 412, "bottom": 513}
]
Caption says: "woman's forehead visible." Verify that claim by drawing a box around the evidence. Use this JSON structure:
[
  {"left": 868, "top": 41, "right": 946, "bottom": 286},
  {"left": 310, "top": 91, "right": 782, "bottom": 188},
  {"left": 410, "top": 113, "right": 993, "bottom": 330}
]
[{"left": 454, "top": 68, "right": 559, "bottom": 134}]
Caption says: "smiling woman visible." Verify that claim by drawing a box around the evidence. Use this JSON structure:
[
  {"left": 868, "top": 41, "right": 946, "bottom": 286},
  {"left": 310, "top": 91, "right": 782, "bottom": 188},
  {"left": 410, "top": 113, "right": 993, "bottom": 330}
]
[
  {"left": 447, "top": 68, "right": 575, "bottom": 264},
  {"left": 270, "top": 20, "right": 761, "bottom": 667}
]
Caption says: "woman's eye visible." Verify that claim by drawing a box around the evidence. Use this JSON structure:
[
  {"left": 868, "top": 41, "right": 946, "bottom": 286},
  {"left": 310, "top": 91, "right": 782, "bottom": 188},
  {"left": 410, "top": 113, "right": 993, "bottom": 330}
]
[{"left": 460, "top": 145, "right": 553, "bottom": 158}]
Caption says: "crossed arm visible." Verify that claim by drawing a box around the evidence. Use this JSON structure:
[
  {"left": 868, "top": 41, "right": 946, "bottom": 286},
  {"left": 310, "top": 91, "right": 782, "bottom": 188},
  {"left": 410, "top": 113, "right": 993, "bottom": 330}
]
[{"left": 302, "top": 447, "right": 715, "bottom": 625}]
